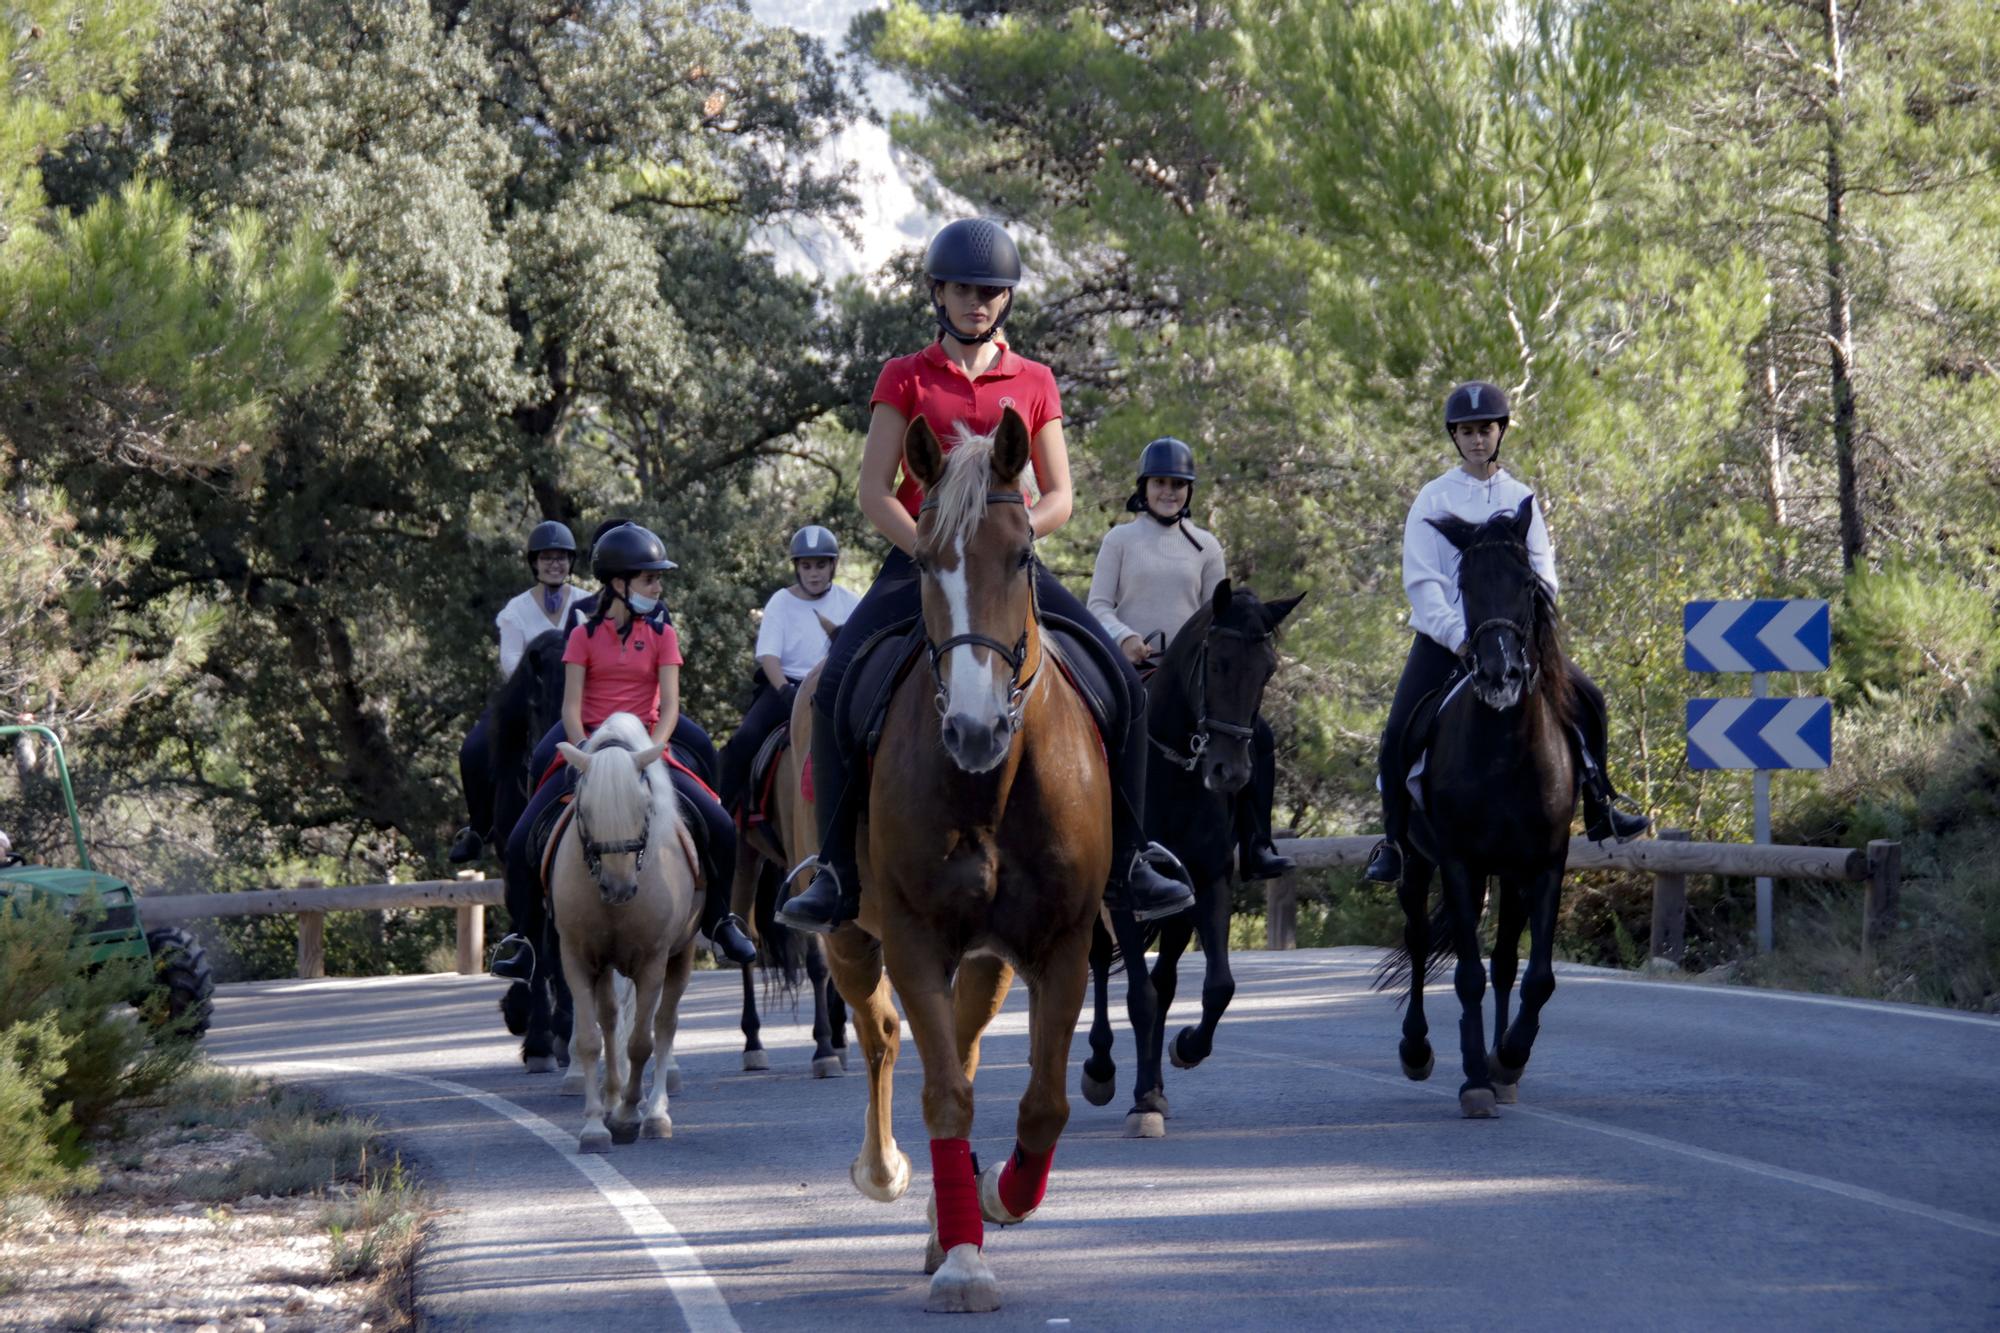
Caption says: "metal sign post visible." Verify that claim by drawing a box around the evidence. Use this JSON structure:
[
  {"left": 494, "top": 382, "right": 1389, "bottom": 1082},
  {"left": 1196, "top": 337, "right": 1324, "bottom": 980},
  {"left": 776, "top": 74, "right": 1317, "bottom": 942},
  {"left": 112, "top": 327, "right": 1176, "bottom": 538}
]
[{"left": 1684, "top": 600, "right": 1832, "bottom": 954}]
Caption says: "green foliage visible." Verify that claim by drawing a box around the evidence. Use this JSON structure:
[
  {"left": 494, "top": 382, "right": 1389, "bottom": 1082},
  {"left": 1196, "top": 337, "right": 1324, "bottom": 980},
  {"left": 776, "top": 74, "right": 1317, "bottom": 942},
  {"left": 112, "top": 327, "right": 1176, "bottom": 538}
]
[
  {"left": 1834, "top": 562, "right": 1997, "bottom": 716},
  {"left": 0, "top": 1012, "right": 82, "bottom": 1198}
]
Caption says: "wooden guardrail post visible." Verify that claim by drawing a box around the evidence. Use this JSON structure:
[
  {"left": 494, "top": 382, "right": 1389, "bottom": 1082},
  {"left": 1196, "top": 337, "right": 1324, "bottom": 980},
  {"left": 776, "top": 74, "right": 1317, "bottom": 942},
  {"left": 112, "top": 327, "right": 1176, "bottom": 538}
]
[
  {"left": 1648, "top": 828, "right": 1691, "bottom": 968},
  {"left": 1264, "top": 828, "right": 1298, "bottom": 951},
  {"left": 456, "top": 904, "right": 485, "bottom": 975},
  {"left": 295, "top": 878, "right": 326, "bottom": 979},
  {"left": 1863, "top": 840, "right": 1902, "bottom": 966}
]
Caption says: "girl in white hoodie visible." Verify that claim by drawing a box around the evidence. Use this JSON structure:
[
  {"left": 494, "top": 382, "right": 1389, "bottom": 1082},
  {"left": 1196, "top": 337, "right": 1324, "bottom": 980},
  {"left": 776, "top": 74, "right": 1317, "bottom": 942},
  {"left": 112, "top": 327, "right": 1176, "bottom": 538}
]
[{"left": 1363, "top": 383, "right": 1649, "bottom": 884}]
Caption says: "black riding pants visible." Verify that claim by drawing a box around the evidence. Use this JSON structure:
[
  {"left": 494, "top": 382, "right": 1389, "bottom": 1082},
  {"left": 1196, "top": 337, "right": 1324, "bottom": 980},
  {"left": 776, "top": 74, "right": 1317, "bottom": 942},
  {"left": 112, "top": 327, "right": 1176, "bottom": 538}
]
[
  {"left": 1376, "top": 635, "right": 1617, "bottom": 846},
  {"left": 719, "top": 678, "right": 798, "bottom": 813},
  {"left": 458, "top": 708, "right": 496, "bottom": 839},
  {"left": 1235, "top": 715, "right": 1280, "bottom": 850},
  {"left": 811, "top": 548, "right": 1151, "bottom": 866}
]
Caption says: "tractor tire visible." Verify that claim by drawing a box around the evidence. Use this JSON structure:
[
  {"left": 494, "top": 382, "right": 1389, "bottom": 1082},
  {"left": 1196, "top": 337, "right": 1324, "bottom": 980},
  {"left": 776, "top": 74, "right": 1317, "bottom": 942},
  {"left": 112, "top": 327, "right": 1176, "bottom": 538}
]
[{"left": 144, "top": 926, "right": 215, "bottom": 1039}]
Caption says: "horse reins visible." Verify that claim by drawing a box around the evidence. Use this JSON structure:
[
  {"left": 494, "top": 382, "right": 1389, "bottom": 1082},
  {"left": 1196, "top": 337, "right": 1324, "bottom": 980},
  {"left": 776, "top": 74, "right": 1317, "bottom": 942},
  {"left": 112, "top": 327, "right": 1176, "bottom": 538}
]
[
  {"left": 916, "top": 489, "right": 1041, "bottom": 731},
  {"left": 1149, "top": 621, "right": 1270, "bottom": 772},
  {"left": 572, "top": 736, "right": 652, "bottom": 880}
]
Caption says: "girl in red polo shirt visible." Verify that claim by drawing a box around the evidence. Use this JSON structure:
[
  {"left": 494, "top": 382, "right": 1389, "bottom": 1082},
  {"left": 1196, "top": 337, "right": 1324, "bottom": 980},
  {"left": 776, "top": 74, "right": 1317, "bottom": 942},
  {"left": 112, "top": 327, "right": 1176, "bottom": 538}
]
[
  {"left": 777, "top": 218, "right": 1195, "bottom": 933},
  {"left": 500, "top": 523, "right": 757, "bottom": 966}
]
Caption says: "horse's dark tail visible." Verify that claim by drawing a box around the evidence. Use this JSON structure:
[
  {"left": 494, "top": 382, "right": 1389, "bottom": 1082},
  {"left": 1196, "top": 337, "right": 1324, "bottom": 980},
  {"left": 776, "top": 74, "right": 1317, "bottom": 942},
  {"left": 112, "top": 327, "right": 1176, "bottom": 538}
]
[
  {"left": 1373, "top": 894, "right": 1457, "bottom": 1002},
  {"left": 753, "top": 861, "right": 807, "bottom": 1001},
  {"left": 1100, "top": 913, "right": 1167, "bottom": 977}
]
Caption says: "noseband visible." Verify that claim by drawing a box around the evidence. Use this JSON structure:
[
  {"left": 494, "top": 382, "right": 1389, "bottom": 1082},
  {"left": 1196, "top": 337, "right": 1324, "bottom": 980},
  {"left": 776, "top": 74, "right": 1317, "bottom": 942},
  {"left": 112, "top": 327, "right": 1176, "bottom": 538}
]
[
  {"left": 573, "top": 737, "right": 651, "bottom": 880},
  {"left": 1150, "top": 621, "right": 1270, "bottom": 772},
  {"left": 1459, "top": 538, "right": 1541, "bottom": 696},
  {"left": 916, "top": 489, "right": 1041, "bottom": 731}
]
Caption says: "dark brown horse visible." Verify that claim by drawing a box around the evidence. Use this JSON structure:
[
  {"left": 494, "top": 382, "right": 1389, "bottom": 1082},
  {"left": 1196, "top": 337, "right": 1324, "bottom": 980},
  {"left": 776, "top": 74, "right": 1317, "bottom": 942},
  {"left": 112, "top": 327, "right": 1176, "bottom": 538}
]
[
  {"left": 806, "top": 408, "right": 1112, "bottom": 1313},
  {"left": 1381, "top": 496, "right": 1578, "bottom": 1117}
]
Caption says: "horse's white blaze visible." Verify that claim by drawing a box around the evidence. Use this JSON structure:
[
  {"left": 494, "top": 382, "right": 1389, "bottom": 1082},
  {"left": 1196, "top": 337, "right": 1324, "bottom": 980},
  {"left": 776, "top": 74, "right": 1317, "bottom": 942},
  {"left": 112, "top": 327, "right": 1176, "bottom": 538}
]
[{"left": 937, "top": 532, "right": 1010, "bottom": 725}]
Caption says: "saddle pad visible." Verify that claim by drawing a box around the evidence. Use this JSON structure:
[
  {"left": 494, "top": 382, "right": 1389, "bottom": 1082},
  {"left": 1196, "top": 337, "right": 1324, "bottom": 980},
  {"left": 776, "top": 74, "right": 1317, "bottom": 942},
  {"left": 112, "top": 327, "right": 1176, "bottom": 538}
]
[
  {"left": 1405, "top": 675, "right": 1473, "bottom": 812},
  {"left": 835, "top": 619, "right": 926, "bottom": 757},
  {"left": 1038, "top": 612, "right": 1119, "bottom": 746},
  {"left": 742, "top": 719, "right": 792, "bottom": 826}
]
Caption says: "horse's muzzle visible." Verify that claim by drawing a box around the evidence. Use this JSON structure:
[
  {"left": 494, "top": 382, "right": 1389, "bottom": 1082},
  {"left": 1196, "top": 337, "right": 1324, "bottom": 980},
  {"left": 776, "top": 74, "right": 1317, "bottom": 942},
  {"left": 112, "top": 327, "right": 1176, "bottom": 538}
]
[
  {"left": 598, "top": 878, "right": 640, "bottom": 907},
  {"left": 940, "top": 710, "right": 1014, "bottom": 774},
  {"left": 1202, "top": 752, "right": 1251, "bottom": 796}
]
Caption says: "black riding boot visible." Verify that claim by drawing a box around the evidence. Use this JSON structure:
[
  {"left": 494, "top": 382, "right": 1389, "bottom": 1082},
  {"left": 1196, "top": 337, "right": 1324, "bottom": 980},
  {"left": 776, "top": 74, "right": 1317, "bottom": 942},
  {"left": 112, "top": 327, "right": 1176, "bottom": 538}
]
[
  {"left": 1235, "top": 720, "right": 1293, "bottom": 881},
  {"left": 1574, "top": 724, "right": 1651, "bottom": 843},
  {"left": 448, "top": 825, "right": 484, "bottom": 864},
  {"left": 703, "top": 887, "right": 758, "bottom": 965},
  {"left": 1102, "top": 698, "right": 1196, "bottom": 920},
  {"left": 1365, "top": 766, "right": 1408, "bottom": 884},
  {"left": 490, "top": 931, "right": 535, "bottom": 980},
  {"left": 774, "top": 700, "right": 859, "bottom": 934}
]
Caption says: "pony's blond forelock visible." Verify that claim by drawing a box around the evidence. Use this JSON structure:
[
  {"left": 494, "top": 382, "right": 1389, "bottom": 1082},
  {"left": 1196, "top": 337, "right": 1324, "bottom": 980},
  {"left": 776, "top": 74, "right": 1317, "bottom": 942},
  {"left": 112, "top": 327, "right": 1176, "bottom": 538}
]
[
  {"left": 576, "top": 712, "right": 679, "bottom": 843},
  {"left": 925, "top": 423, "right": 1013, "bottom": 553}
]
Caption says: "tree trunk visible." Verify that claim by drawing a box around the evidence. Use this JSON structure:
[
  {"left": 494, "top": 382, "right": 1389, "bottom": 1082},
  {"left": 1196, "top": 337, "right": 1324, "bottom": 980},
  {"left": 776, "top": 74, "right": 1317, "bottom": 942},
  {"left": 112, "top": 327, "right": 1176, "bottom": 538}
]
[{"left": 1822, "top": 0, "right": 1864, "bottom": 571}]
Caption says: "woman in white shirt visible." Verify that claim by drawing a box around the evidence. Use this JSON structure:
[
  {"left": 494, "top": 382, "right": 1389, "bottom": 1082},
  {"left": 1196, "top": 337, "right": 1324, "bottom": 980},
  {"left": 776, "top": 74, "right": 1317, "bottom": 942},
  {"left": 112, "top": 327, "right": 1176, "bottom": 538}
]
[
  {"left": 449, "top": 520, "right": 585, "bottom": 863},
  {"left": 717, "top": 525, "right": 859, "bottom": 815},
  {"left": 1363, "top": 383, "right": 1649, "bottom": 884},
  {"left": 1089, "top": 437, "right": 1293, "bottom": 880}
]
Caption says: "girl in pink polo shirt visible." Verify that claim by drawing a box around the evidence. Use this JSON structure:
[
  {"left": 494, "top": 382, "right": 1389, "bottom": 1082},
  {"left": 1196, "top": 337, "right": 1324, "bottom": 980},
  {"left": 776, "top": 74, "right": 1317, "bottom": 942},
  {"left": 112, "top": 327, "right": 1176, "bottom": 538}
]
[
  {"left": 500, "top": 522, "right": 756, "bottom": 967},
  {"left": 777, "top": 218, "right": 1195, "bottom": 933}
]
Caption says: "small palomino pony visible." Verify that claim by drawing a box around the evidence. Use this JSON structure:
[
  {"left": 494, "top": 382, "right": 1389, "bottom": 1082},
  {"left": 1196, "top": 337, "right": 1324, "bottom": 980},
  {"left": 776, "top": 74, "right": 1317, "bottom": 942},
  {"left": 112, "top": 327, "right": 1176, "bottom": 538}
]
[
  {"left": 1082, "top": 580, "right": 1302, "bottom": 1137},
  {"left": 1380, "top": 496, "right": 1578, "bottom": 1118},
  {"left": 804, "top": 408, "right": 1112, "bottom": 1313},
  {"left": 549, "top": 712, "right": 703, "bottom": 1152}
]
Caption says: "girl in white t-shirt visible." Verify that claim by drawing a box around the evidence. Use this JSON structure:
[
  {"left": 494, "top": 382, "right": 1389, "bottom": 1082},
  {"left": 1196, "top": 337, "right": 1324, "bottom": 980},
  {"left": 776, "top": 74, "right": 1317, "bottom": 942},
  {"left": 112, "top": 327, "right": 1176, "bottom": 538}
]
[
  {"left": 449, "top": 520, "right": 584, "bottom": 864},
  {"left": 717, "top": 526, "right": 858, "bottom": 815}
]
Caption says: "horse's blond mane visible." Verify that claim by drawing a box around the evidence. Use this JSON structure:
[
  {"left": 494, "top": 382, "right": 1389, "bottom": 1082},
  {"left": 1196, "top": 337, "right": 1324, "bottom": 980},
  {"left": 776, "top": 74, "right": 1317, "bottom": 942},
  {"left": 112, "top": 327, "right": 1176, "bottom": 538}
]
[
  {"left": 926, "top": 423, "right": 1010, "bottom": 553},
  {"left": 577, "top": 712, "right": 676, "bottom": 840}
]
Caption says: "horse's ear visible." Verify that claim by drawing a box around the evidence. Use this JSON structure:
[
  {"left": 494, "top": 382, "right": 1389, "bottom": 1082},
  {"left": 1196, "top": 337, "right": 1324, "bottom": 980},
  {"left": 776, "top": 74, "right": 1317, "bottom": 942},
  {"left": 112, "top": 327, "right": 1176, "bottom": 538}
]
[
  {"left": 1262, "top": 591, "right": 1306, "bottom": 631},
  {"left": 817, "top": 612, "right": 838, "bottom": 639},
  {"left": 904, "top": 417, "right": 946, "bottom": 490},
  {"left": 1427, "top": 515, "right": 1478, "bottom": 551},
  {"left": 634, "top": 743, "right": 665, "bottom": 770},
  {"left": 1512, "top": 494, "right": 1535, "bottom": 539},
  {"left": 1211, "top": 577, "right": 1233, "bottom": 623},
  {"left": 557, "top": 741, "right": 591, "bottom": 773},
  {"left": 992, "top": 405, "right": 1032, "bottom": 485}
]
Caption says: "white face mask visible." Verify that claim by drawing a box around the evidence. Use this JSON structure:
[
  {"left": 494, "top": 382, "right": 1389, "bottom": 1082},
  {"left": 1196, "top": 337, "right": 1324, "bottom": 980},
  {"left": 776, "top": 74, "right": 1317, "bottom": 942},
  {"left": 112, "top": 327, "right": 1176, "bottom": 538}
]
[{"left": 625, "top": 591, "right": 659, "bottom": 615}]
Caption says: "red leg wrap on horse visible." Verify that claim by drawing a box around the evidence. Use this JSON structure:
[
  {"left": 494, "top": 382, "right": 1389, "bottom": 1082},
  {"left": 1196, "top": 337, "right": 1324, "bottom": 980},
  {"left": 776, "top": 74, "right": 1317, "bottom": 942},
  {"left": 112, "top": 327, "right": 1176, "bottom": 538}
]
[
  {"left": 929, "top": 1137, "right": 982, "bottom": 1253},
  {"left": 998, "top": 1141, "right": 1054, "bottom": 1217}
]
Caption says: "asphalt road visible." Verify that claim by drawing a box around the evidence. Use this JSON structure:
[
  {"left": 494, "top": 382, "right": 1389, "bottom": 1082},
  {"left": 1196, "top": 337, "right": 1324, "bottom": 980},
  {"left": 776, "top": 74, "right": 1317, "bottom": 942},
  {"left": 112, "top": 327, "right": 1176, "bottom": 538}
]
[{"left": 205, "top": 948, "right": 2000, "bottom": 1331}]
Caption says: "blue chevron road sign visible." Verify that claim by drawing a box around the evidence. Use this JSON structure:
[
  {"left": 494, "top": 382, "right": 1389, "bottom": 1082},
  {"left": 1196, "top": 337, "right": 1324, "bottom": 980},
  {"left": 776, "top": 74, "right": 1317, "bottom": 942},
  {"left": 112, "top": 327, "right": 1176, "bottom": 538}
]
[
  {"left": 1686, "top": 698, "right": 1832, "bottom": 770},
  {"left": 1684, "top": 599, "right": 1830, "bottom": 673}
]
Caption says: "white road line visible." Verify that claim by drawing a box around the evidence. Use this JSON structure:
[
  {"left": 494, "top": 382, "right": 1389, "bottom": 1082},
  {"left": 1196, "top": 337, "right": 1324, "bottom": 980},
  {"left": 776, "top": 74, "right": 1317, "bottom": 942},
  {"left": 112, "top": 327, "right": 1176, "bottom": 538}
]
[
  {"left": 248, "top": 1058, "right": 740, "bottom": 1333},
  {"left": 1228, "top": 1042, "right": 2000, "bottom": 1241}
]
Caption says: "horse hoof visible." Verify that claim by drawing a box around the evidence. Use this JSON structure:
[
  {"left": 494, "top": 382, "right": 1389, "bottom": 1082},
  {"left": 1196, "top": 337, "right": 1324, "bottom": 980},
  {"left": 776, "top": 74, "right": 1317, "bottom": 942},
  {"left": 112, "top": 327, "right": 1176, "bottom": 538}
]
[
  {"left": 1486, "top": 1047, "right": 1525, "bottom": 1085},
  {"left": 642, "top": 1115, "right": 673, "bottom": 1139},
  {"left": 1168, "top": 1028, "right": 1205, "bottom": 1071},
  {"left": 1080, "top": 1068, "right": 1115, "bottom": 1107},
  {"left": 811, "top": 1056, "right": 844, "bottom": 1079},
  {"left": 1123, "top": 1110, "right": 1166, "bottom": 1139},
  {"left": 523, "top": 1055, "right": 559, "bottom": 1075},
  {"left": 742, "top": 1049, "right": 769, "bottom": 1072},
  {"left": 1459, "top": 1088, "right": 1499, "bottom": 1119},
  {"left": 579, "top": 1126, "right": 612, "bottom": 1154},
  {"left": 851, "top": 1146, "right": 911, "bottom": 1203},
  {"left": 609, "top": 1120, "right": 640, "bottom": 1145},
  {"left": 837, "top": 1046, "right": 851, "bottom": 1071},
  {"left": 977, "top": 1161, "right": 1036, "bottom": 1226},
  {"left": 925, "top": 1244, "right": 1001, "bottom": 1314},
  {"left": 559, "top": 1068, "right": 586, "bottom": 1096},
  {"left": 663, "top": 1063, "right": 683, "bottom": 1095},
  {"left": 552, "top": 1036, "right": 570, "bottom": 1065},
  {"left": 1400, "top": 1048, "right": 1435, "bottom": 1082},
  {"left": 1493, "top": 1082, "right": 1519, "bottom": 1105}
]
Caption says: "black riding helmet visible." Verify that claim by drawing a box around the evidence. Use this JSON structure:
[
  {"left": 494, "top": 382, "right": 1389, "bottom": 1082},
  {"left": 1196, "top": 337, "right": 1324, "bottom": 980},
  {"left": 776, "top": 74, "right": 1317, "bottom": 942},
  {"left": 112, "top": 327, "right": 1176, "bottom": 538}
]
[
  {"left": 590, "top": 522, "right": 676, "bottom": 583},
  {"left": 525, "top": 519, "right": 576, "bottom": 572},
  {"left": 925, "top": 218, "right": 1021, "bottom": 348},
  {"left": 1125, "top": 437, "right": 1197, "bottom": 520},
  {"left": 788, "top": 525, "right": 840, "bottom": 561},
  {"left": 1444, "top": 380, "right": 1511, "bottom": 463}
]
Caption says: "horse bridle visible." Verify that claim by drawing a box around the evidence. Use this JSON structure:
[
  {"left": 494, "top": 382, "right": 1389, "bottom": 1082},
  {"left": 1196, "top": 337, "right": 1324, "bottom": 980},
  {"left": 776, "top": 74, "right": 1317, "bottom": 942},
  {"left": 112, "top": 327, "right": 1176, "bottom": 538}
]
[
  {"left": 916, "top": 489, "right": 1041, "bottom": 731},
  {"left": 1150, "top": 621, "right": 1270, "bottom": 772},
  {"left": 1459, "top": 538, "right": 1541, "bottom": 695},
  {"left": 572, "top": 737, "right": 652, "bottom": 880}
]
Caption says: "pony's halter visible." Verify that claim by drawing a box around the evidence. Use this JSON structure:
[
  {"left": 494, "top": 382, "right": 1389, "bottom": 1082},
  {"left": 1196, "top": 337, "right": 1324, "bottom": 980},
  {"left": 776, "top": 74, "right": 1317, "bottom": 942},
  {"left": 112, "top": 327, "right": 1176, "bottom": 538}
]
[
  {"left": 915, "top": 489, "right": 1040, "bottom": 731},
  {"left": 1150, "top": 621, "right": 1269, "bottom": 772},
  {"left": 573, "top": 737, "right": 652, "bottom": 881}
]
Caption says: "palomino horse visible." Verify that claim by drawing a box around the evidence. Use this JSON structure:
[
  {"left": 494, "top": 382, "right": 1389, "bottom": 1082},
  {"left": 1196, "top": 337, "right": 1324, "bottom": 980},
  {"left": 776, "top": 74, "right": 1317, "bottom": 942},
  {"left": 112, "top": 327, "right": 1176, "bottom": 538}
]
[
  {"left": 1380, "top": 496, "right": 1578, "bottom": 1118},
  {"left": 805, "top": 409, "right": 1112, "bottom": 1313},
  {"left": 1082, "top": 581, "right": 1302, "bottom": 1136},
  {"left": 549, "top": 712, "right": 703, "bottom": 1151},
  {"left": 730, "top": 710, "right": 849, "bottom": 1078}
]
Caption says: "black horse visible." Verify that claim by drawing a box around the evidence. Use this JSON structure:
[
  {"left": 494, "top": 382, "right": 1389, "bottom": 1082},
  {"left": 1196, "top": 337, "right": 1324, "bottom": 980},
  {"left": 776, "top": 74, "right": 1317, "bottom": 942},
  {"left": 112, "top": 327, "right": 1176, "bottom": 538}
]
[
  {"left": 1380, "top": 495, "right": 1578, "bottom": 1118},
  {"left": 1081, "top": 581, "right": 1303, "bottom": 1137}
]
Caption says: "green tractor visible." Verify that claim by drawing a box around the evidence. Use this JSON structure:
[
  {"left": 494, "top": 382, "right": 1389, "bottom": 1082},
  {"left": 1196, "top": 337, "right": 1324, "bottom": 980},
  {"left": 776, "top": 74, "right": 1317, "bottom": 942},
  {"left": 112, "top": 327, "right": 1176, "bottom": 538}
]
[{"left": 0, "top": 724, "right": 215, "bottom": 1038}]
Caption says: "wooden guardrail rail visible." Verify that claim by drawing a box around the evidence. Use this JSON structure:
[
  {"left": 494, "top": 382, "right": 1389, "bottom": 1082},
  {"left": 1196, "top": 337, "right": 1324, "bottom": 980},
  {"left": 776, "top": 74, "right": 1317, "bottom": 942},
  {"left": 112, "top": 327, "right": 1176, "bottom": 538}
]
[
  {"left": 1262, "top": 833, "right": 1902, "bottom": 965},
  {"left": 141, "top": 877, "right": 503, "bottom": 980}
]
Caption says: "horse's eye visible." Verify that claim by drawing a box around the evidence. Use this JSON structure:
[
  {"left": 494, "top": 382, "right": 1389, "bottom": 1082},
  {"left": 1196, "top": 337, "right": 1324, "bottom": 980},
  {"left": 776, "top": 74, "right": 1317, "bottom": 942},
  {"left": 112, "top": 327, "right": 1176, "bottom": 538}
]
[
  {"left": 911, "top": 554, "right": 929, "bottom": 575},
  {"left": 1016, "top": 549, "right": 1033, "bottom": 570}
]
